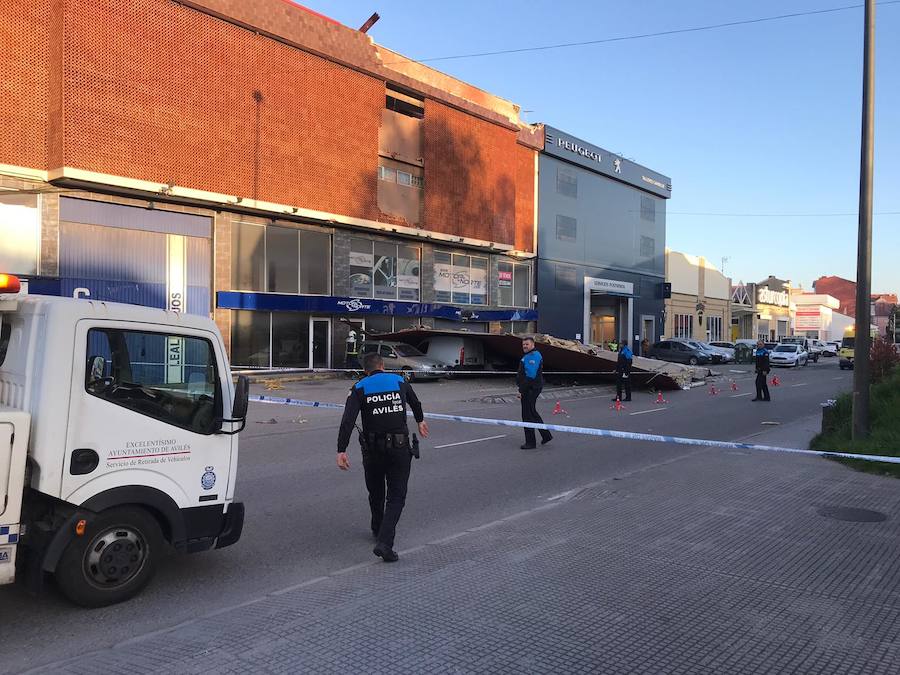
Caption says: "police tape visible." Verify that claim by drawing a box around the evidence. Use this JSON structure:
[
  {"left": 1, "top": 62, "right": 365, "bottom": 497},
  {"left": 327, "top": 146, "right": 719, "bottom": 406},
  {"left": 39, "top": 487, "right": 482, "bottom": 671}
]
[
  {"left": 235, "top": 367, "right": 619, "bottom": 376},
  {"left": 250, "top": 394, "right": 900, "bottom": 466}
]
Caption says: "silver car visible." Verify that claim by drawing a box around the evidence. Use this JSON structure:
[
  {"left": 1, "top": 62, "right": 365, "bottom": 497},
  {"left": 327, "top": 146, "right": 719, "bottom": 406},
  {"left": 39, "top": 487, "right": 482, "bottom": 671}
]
[{"left": 359, "top": 340, "right": 450, "bottom": 380}]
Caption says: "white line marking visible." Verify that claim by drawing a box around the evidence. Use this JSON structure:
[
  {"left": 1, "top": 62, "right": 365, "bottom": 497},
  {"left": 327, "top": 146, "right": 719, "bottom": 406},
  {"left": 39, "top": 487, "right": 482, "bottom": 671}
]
[
  {"left": 833, "top": 376, "right": 845, "bottom": 380},
  {"left": 791, "top": 383, "right": 808, "bottom": 387},
  {"left": 435, "top": 434, "right": 507, "bottom": 448},
  {"left": 730, "top": 392, "right": 753, "bottom": 398},
  {"left": 629, "top": 407, "right": 668, "bottom": 416}
]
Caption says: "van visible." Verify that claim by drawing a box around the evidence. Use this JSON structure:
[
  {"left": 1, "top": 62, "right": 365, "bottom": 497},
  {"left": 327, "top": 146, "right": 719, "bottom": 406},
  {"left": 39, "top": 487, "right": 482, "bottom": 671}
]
[{"left": 417, "top": 336, "right": 485, "bottom": 370}]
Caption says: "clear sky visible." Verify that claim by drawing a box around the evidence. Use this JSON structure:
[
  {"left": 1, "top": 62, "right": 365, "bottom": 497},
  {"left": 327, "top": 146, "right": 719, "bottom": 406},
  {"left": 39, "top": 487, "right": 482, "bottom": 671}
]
[{"left": 299, "top": 1, "right": 899, "bottom": 294}]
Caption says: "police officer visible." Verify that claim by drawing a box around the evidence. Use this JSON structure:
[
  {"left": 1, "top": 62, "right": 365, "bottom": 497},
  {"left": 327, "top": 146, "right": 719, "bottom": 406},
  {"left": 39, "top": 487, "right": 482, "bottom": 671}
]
[
  {"left": 517, "top": 336, "right": 552, "bottom": 449},
  {"left": 614, "top": 340, "right": 633, "bottom": 402},
  {"left": 337, "top": 351, "right": 429, "bottom": 562},
  {"left": 752, "top": 339, "right": 771, "bottom": 402}
]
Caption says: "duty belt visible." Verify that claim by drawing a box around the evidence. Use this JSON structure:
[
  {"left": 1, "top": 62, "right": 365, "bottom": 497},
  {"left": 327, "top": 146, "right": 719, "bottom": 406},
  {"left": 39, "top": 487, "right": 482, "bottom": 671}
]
[{"left": 365, "top": 432, "right": 409, "bottom": 450}]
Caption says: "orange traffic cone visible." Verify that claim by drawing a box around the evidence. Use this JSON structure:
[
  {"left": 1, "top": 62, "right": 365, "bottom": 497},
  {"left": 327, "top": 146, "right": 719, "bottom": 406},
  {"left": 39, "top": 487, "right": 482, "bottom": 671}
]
[
  {"left": 730, "top": 380, "right": 738, "bottom": 392},
  {"left": 708, "top": 384, "right": 719, "bottom": 396},
  {"left": 552, "top": 401, "right": 568, "bottom": 416},
  {"left": 771, "top": 375, "right": 780, "bottom": 386},
  {"left": 610, "top": 397, "right": 624, "bottom": 412},
  {"left": 655, "top": 391, "right": 668, "bottom": 404}
]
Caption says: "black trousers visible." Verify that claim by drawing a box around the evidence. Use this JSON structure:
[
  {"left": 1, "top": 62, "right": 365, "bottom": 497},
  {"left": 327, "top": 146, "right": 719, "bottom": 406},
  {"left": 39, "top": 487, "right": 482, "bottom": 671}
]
[
  {"left": 755, "top": 372, "right": 771, "bottom": 400},
  {"left": 361, "top": 444, "right": 412, "bottom": 548},
  {"left": 616, "top": 374, "right": 632, "bottom": 401},
  {"left": 521, "top": 388, "right": 552, "bottom": 446}
]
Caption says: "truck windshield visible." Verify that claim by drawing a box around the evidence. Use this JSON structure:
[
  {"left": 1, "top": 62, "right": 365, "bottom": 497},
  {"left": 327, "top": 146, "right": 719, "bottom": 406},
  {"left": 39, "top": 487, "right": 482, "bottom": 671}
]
[{"left": 842, "top": 337, "right": 855, "bottom": 349}]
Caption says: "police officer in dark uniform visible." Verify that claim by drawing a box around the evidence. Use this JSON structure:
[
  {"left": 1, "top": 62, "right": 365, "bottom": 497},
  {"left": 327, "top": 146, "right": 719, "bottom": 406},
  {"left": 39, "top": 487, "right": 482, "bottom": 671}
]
[
  {"left": 518, "top": 336, "right": 552, "bottom": 449},
  {"left": 614, "top": 340, "right": 633, "bottom": 402},
  {"left": 337, "top": 351, "right": 429, "bottom": 562},
  {"left": 752, "top": 339, "right": 771, "bottom": 402}
]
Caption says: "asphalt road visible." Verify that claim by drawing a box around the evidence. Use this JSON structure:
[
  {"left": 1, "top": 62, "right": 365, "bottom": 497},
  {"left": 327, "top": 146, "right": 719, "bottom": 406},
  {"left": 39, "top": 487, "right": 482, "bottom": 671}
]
[{"left": 1, "top": 358, "right": 853, "bottom": 673}]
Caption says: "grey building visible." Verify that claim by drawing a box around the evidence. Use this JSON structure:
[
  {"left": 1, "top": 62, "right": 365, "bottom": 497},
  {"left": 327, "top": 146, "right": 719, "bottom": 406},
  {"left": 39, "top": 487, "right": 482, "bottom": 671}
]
[{"left": 536, "top": 126, "right": 671, "bottom": 354}]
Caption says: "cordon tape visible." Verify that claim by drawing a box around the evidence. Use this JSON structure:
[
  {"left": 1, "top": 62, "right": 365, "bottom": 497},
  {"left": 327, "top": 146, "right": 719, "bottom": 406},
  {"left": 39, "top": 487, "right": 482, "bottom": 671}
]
[{"left": 250, "top": 394, "right": 900, "bottom": 466}]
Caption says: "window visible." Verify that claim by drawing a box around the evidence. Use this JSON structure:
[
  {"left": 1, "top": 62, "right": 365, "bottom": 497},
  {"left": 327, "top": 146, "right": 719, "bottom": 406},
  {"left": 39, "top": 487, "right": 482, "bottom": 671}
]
[
  {"left": 379, "top": 345, "right": 395, "bottom": 358},
  {"left": 272, "top": 313, "right": 310, "bottom": 368},
  {"left": 0, "top": 321, "right": 10, "bottom": 366},
  {"left": 706, "top": 316, "right": 723, "bottom": 342},
  {"left": 378, "top": 166, "right": 396, "bottom": 182},
  {"left": 350, "top": 239, "right": 420, "bottom": 301},
  {"left": 556, "top": 215, "right": 577, "bottom": 242},
  {"left": 236, "top": 222, "right": 330, "bottom": 295},
  {"left": 674, "top": 314, "right": 694, "bottom": 339},
  {"left": 434, "top": 251, "right": 487, "bottom": 306},
  {"left": 85, "top": 328, "right": 222, "bottom": 435},
  {"left": 499, "top": 261, "right": 531, "bottom": 307},
  {"left": 0, "top": 193, "right": 39, "bottom": 275},
  {"left": 379, "top": 164, "right": 423, "bottom": 189},
  {"left": 641, "top": 196, "right": 656, "bottom": 222},
  {"left": 231, "top": 310, "right": 271, "bottom": 367},
  {"left": 557, "top": 167, "right": 578, "bottom": 198},
  {"left": 640, "top": 236, "right": 655, "bottom": 258}
]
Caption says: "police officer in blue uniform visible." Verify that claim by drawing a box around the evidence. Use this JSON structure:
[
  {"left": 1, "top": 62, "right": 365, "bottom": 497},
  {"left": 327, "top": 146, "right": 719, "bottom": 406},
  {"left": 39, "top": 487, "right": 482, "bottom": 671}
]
[
  {"left": 752, "top": 339, "right": 771, "bottom": 402},
  {"left": 517, "top": 336, "right": 552, "bottom": 449},
  {"left": 614, "top": 340, "right": 634, "bottom": 402},
  {"left": 337, "top": 351, "right": 429, "bottom": 562}
]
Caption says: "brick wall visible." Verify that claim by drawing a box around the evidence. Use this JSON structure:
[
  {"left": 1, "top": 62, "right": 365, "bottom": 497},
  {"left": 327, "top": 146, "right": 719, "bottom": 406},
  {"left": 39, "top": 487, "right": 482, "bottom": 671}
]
[
  {"left": 422, "top": 100, "right": 520, "bottom": 248},
  {"left": 515, "top": 145, "right": 536, "bottom": 252},
  {"left": 813, "top": 276, "right": 857, "bottom": 315}
]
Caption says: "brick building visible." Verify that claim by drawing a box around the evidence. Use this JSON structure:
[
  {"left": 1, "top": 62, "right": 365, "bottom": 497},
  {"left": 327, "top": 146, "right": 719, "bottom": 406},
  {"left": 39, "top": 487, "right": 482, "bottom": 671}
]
[
  {"left": 0, "top": 0, "right": 540, "bottom": 368},
  {"left": 813, "top": 277, "right": 897, "bottom": 338}
]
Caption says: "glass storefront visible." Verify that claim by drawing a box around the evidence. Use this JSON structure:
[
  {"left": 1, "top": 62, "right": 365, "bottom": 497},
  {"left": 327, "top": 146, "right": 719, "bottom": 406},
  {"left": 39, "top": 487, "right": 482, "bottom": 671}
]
[
  {"left": 232, "top": 221, "right": 331, "bottom": 295},
  {"left": 231, "top": 310, "right": 332, "bottom": 369},
  {"left": 0, "top": 193, "right": 40, "bottom": 275},
  {"left": 350, "top": 237, "right": 420, "bottom": 301}
]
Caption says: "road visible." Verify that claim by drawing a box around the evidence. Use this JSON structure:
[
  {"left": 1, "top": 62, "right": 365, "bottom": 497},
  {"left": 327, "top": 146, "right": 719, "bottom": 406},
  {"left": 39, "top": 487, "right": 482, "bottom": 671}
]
[{"left": 1, "top": 359, "right": 853, "bottom": 673}]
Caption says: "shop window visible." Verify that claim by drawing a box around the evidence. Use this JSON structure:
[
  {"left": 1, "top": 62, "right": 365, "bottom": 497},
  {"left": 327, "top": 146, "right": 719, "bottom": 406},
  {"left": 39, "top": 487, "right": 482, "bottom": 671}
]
[
  {"left": 556, "top": 215, "right": 577, "bottom": 242},
  {"left": 272, "top": 313, "right": 310, "bottom": 368},
  {"left": 640, "top": 236, "right": 655, "bottom": 258},
  {"left": 0, "top": 193, "right": 39, "bottom": 275},
  {"left": 706, "top": 316, "right": 723, "bottom": 342},
  {"left": 267, "top": 226, "right": 299, "bottom": 294},
  {"left": 299, "top": 230, "right": 331, "bottom": 295},
  {"left": 641, "top": 196, "right": 656, "bottom": 222},
  {"left": 674, "top": 314, "right": 693, "bottom": 339},
  {"left": 366, "top": 315, "right": 394, "bottom": 335},
  {"left": 85, "top": 328, "right": 222, "bottom": 435},
  {"left": 232, "top": 222, "right": 265, "bottom": 291},
  {"left": 556, "top": 167, "right": 578, "bottom": 198},
  {"left": 434, "top": 251, "right": 487, "bottom": 306},
  {"left": 499, "top": 261, "right": 531, "bottom": 308},
  {"left": 230, "top": 310, "right": 271, "bottom": 368},
  {"left": 350, "top": 239, "right": 420, "bottom": 302}
]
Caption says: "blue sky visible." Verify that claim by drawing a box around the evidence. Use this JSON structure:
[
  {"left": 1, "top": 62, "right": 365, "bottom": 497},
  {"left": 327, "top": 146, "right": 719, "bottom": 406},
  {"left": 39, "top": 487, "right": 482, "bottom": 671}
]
[{"left": 300, "top": 1, "right": 899, "bottom": 294}]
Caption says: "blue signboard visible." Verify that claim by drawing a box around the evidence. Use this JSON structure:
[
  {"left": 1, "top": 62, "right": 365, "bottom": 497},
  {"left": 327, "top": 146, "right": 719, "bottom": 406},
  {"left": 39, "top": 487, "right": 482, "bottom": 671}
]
[{"left": 216, "top": 291, "right": 538, "bottom": 322}]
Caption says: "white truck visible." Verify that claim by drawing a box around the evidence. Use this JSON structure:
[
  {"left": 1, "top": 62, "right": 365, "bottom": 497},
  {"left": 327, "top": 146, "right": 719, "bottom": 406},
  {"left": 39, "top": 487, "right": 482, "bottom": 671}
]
[{"left": 0, "top": 274, "right": 248, "bottom": 606}]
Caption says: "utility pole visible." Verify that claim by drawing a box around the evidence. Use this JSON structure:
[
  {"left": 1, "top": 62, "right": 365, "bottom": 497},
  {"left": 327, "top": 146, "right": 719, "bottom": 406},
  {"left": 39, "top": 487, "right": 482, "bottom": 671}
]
[{"left": 852, "top": 0, "right": 876, "bottom": 440}]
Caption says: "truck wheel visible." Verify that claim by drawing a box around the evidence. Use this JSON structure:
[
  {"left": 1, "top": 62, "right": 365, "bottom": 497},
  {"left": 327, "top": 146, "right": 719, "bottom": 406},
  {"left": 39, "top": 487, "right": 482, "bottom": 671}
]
[{"left": 55, "top": 507, "right": 164, "bottom": 607}]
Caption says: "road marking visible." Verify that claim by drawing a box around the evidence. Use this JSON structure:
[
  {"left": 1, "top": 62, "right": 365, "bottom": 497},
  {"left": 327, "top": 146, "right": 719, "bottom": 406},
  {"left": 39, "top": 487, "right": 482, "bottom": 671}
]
[
  {"left": 791, "top": 383, "right": 808, "bottom": 387},
  {"left": 435, "top": 434, "right": 507, "bottom": 448},
  {"left": 629, "top": 407, "right": 668, "bottom": 416},
  {"left": 833, "top": 376, "right": 845, "bottom": 380},
  {"left": 730, "top": 392, "right": 753, "bottom": 398}
]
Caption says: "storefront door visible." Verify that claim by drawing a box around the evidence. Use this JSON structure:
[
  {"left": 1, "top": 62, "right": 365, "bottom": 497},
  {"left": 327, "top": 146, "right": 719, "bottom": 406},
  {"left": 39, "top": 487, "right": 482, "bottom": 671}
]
[
  {"left": 591, "top": 314, "right": 616, "bottom": 346},
  {"left": 312, "top": 318, "right": 330, "bottom": 369}
]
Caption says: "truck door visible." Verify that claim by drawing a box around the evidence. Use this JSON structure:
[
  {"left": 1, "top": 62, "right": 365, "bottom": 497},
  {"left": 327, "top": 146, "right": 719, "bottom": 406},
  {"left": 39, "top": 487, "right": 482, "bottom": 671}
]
[{"left": 63, "top": 322, "right": 234, "bottom": 510}]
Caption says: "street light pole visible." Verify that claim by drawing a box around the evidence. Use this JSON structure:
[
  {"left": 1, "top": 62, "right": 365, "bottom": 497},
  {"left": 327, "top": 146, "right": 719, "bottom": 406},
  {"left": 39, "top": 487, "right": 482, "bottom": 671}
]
[{"left": 852, "top": 0, "right": 876, "bottom": 440}]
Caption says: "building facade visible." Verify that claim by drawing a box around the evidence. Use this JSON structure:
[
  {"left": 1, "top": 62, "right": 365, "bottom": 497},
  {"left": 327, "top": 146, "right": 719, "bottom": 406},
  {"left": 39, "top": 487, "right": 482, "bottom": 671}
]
[
  {"left": 535, "top": 126, "right": 671, "bottom": 353},
  {"left": 730, "top": 276, "right": 793, "bottom": 342},
  {"left": 0, "top": 0, "right": 543, "bottom": 368},
  {"left": 811, "top": 277, "right": 896, "bottom": 338},
  {"left": 790, "top": 292, "right": 854, "bottom": 342},
  {"left": 664, "top": 251, "right": 731, "bottom": 343}
]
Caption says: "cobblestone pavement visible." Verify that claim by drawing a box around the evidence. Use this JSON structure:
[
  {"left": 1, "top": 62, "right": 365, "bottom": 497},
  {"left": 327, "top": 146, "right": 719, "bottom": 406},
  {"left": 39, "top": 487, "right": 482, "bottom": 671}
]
[{"left": 34, "top": 442, "right": 900, "bottom": 674}]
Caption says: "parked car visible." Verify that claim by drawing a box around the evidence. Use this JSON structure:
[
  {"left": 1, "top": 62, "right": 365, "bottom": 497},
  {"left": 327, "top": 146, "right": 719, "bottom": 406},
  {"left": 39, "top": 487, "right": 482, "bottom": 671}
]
[
  {"left": 648, "top": 340, "right": 711, "bottom": 366},
  {"left": 703, "top": 341, "right": 735, "bottom": 363},
  {"left": 710, "top": 341, "right": 735, "bottom": 350},
  {"left": 817, "top": 339, "right": 838, "bottom": 357},
  {"left": 769, "top": 343, "right": 809, "bottom": 367},
  {"left": 359, "top": 340, "right": 450, "bottom": 380},
  {"left": 672, "top": 338, "right": 724, "bottom": 364},
  {"left": 416, "top": 335, "right": 485, "bottom": 370},
  {"left": 780, "top": 336, "right": 820, "bottom": 362}
]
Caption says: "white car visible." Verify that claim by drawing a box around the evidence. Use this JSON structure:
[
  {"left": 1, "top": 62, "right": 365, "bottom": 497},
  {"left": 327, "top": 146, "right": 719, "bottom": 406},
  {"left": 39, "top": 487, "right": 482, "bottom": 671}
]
[
  {"left": 769, "top": 343, "right": 809, "bottom": 367},
  {"left": 707, "top": 341, "right": 736, "bottom": 363},
  {"left": 818, "top": 340, "right": 838, "bottom": 357}
]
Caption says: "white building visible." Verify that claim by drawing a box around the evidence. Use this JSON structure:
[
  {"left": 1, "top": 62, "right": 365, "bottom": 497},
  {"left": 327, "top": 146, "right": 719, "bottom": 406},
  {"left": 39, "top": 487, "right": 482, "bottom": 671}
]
[{"left": 791, "top": 292, "right": 854, "bottom": 342}]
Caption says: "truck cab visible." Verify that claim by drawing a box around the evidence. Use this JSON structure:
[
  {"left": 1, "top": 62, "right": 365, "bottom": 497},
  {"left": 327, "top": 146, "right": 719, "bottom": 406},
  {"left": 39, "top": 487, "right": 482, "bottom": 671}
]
[{"left": 1, "top": 275, "right": 248, "bottom": 606}]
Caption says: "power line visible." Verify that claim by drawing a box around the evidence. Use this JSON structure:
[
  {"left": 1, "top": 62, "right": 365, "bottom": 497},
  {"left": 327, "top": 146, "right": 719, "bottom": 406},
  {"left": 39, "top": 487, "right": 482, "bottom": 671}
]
[
  {"left": 410, "top": 1, "right": 900, "bottom": 64},
  {"left": 666, "top": 211, "right": 900, "bottom": 217}
]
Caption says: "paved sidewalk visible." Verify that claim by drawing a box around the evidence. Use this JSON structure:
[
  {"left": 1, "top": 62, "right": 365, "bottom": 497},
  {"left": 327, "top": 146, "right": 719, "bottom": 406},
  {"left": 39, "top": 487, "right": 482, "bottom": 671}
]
[{"left": 35, "top": 438, "right": 900, "bottom": 674}]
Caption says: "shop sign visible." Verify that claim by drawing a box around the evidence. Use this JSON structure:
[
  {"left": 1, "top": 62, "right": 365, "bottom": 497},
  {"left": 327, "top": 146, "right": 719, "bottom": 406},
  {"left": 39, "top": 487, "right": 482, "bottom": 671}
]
[
  {"left": 556, "top": 137, "right": 602, "bottom": 164},
  {"left": 498, "top": 270, "right": 512, "bottom": 288},
  {"left": 795, "top": 309, "right": 821, "bottom": 331},
  {"left": 757, "top": 287, "right": 789, "bottom": 307},
  {"left": 586, "top": 277, "right": 634, "bottom": 295}
]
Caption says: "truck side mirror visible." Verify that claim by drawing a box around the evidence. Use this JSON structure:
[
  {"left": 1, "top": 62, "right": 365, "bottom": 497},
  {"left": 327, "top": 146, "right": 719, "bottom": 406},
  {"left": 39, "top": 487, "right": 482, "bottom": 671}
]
[{"left": 232, "top": 375, "right": 249, "bottom": 420}]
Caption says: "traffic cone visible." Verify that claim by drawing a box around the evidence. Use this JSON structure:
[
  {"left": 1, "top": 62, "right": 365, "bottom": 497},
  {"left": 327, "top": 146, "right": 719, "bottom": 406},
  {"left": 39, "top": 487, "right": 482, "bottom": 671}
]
[
  {"left": 730, "top": 380, "right": 739, "bottom": 392},
  {"left": 655, "top": 391, "right": 668, "bottom": 404},
  {"left": 771, "top": 375, "right": 780, "bottom": 386},
  {"left": 708, "top": 384, "right": 719, "bottom": 396},
  {"left": 552, "top": 401, "right": 568, "bottom": 416},
  {"left": 610, "top": 397, "right": 624, "bottom": 412}
]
